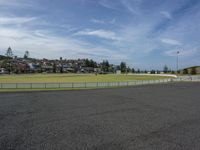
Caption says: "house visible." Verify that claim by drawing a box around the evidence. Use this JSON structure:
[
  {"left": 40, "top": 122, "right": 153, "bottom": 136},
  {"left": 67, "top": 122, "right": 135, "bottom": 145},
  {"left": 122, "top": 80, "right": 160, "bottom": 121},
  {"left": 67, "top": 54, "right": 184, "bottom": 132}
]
[
  {"left": 80, "top": 67, "right": 94, "bottom": 73},
  {"left": 41, "top": 65, "right": 53, "bottom": 73},
  {"left": 0, "top": 68, "right": 7, "bottom": 74},
  {"left": 28, "top": 63, "right": 41, "bottom": 73}
]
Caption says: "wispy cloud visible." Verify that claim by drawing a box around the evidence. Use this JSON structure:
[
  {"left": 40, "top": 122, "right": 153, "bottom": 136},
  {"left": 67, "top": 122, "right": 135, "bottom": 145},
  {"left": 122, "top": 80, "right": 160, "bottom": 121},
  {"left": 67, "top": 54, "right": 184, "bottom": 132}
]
[
  {"left": 90, "top": 18, "right": 116, "bottom": 24},
  {"left": 120, "top": 0, "right": 140, "bottom": 15},
  {"left": 0, "top": 16, "right": 37, "bottom": 25},
  {"left": 0, "top": 0, "right": 36, "bottom": 8},
  {"left": 0, "top": 26, "right": 125, "bottom": 61},
  {"left": 161, "top": 38, "right": 182, "bottom": 45},
  {"left": 98, "top": 0, "right": 118, "bottom": 10},
  {"left": 160, "top": 11, "right": 172, "bottom": 19},
  {"left": 165, "top": 49, "right": 198, "bottom": 57},
  {"left": 74, "top": 29, "right": 121, "bottom": 41}
]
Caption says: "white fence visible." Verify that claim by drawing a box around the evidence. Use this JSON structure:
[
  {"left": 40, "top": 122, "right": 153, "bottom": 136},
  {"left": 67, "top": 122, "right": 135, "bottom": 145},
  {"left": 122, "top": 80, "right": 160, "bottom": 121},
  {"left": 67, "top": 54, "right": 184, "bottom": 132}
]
[
  {"left": 1, "top": 76, "right": 199, "bottom": 89},
  {"left": 173, "top": 75, "right": 200, "bottom": 82},
  {"left": 0, "top": 79, "right": 172, "bottom": 89}
]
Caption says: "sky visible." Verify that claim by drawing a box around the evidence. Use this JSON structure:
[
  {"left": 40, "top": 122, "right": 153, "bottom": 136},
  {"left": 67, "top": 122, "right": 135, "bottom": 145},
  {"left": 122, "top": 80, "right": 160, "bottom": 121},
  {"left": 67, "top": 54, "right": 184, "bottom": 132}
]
[{"left": 0, "top": 0, "right": 200, "bottom": 70}]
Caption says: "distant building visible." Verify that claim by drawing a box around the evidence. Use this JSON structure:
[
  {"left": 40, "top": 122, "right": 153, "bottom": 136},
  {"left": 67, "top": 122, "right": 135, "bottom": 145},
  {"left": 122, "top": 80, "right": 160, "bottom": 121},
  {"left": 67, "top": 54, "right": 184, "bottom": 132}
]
[
  {"left": 116, "top": 70, "right": 121, "bottom": 75},
  {"left": 0, "top": 68, "right": 7, "bottom": 74}
]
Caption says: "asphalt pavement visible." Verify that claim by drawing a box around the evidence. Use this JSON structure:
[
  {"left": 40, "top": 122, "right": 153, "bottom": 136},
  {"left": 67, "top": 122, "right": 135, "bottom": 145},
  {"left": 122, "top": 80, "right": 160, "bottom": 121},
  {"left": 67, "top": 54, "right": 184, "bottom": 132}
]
[{"left": 0, "top": 82, "right": 200, "bottom": 150}]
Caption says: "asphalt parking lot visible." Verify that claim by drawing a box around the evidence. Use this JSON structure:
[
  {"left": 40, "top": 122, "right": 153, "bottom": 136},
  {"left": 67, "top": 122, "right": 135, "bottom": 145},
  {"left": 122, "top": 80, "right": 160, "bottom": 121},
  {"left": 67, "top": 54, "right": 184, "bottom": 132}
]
[{"left": 0, "top": 82, "right": 200, "bottom": 150}]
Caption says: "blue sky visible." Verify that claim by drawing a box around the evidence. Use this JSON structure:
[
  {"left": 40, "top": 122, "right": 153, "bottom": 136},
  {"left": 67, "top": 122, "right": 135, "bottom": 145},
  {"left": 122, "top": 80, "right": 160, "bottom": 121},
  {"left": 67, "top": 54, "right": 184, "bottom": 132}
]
[{"left": 0, "top": 0, "right": 200, "bottom": 70}]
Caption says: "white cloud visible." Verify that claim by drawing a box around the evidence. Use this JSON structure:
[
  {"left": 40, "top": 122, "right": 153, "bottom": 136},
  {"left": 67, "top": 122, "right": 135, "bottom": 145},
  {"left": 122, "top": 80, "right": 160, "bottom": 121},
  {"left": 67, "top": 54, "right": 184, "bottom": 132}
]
[
  {"left": 0, "top": 26, "right": 126, "bottom": 61},
  {"left": 91, "top": 19, "right": 105, "bottom": 24},
  {"left": 74, "top": 29, "right": 121, "bottom": 41},
  {"left": 160, "top": 11, "right": 172, "bottom": 19},
  {"left": 0, "top": 0, "right": 35, "bottom": 8},
  {"left": 161, "top": 38, "right": 182, "bottom": 45},
  {"left": 90, "top": 18, "right": 116, "bottom": 24},
  {"left": 0, "top": 16, "right": 37, "bottom": 25},
  {"left": 98, "top": 0, "right": 117, "bottom": 10},
  {"left": 120, "top": 0, "right": 140, "bottom": 15},
  {"left": 165, "top": 49, "right": 198, "bottom": 57}
]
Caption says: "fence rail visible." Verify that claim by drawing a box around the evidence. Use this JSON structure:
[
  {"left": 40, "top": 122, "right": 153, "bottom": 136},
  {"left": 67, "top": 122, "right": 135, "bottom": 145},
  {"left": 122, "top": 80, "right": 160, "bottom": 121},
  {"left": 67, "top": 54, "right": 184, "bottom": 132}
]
[
  {"left": 0, "top": 76, "right": 199, "bottom": 89},
  {"left": 174, "top": 75, "right": 200, "bottom": 82},
  {"left": 0, "top": 79, "right": 172, "bottom": 89}
]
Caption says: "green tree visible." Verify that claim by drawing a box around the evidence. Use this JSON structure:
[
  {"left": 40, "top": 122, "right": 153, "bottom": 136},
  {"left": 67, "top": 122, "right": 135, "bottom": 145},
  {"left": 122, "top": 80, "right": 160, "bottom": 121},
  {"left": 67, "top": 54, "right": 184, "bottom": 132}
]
[
  {"left": 132, "top": 68, "right": 135, "bottom": 73},
  {"left": 163, "top": 65, "right": 168, "bottom": 73},
  {"left": 85, "top": 59, "right": 97, "bottom": 68},
  {"left": 53, "top": 63, "right": 57, "bottom": 73},
  {"left": 60, "top": 57, "right": 63, "bottom": 73},
  {"left": 120, "top": 62, "right": 126, "bottom": 73},
  {"left": 151, "top": 70, "right": 155, "bottom": 74},
  {"left": 24, "top": 51, "right": 30, "bottom": 59},
  {"left": 102, "top": 60, "right": 109, "bottom": 72},
  {"left": 183, "top": 69, "right": 188, "bottom": 74},
  {"left": 5, "top": 47, "right": 13, "bottom": 57},
  {"left": 85, "top": 59, "right": 90, "bottom": 67}
]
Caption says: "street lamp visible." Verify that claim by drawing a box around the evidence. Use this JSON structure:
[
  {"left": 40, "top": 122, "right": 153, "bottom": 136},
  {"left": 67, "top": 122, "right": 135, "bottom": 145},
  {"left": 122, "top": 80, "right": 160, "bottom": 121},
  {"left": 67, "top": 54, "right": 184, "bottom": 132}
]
[{"left": 176, "top": 51, "right": 180, "bottom": 74}]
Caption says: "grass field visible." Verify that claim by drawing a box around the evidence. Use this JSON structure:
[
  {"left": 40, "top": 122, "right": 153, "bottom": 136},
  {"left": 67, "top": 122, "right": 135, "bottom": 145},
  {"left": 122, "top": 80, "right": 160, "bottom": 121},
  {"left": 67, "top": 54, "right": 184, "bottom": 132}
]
[{"left": 0, "top": 73, "right": 172, "bottom": 83}]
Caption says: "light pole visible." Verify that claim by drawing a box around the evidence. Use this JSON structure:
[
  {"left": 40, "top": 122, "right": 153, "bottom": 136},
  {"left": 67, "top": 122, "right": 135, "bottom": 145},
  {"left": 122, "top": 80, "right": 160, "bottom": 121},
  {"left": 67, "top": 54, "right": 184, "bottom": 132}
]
[{"left": 176, "top": 51, "right": 180, "bottom": 74}]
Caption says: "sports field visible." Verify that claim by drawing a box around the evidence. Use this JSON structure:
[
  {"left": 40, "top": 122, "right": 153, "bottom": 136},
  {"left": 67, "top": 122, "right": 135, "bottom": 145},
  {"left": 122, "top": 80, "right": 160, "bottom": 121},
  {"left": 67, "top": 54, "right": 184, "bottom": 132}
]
[{"left": 0, "top": 74, "right": 172, "bottom": 83}]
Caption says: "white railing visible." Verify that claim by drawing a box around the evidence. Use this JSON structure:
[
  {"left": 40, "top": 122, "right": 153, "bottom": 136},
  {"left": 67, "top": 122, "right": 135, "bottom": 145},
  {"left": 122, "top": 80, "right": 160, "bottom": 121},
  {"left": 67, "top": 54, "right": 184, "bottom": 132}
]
[{"left": 0, "top": 79, "right": 172, "bottom": 89}]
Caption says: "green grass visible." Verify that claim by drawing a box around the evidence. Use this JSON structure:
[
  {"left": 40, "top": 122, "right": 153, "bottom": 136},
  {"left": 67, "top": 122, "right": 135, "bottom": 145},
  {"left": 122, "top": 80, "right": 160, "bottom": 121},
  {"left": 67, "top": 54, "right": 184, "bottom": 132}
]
[{"left": 0, "top": 73, "right": 172, "bottom": 83}]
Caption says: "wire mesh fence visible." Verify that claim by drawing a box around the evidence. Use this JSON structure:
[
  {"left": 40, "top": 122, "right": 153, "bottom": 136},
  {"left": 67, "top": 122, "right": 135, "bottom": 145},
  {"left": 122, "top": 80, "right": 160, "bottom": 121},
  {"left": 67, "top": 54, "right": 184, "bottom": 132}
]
[{"left": 0, "top": 78, "right": 173, "bottom": 89}]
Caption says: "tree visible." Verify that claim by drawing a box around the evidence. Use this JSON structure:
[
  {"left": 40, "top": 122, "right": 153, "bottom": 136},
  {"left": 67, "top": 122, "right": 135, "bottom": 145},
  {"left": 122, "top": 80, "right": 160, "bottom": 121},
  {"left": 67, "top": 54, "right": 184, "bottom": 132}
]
[
  {"left": 151, "top": 70, "right": 156, "bottom": 74},
  {"left": 171, "top": 70, "right": 175, "bottom": 74},
  {"left": 5, "top": 47, "right": 13, "bottom": 57},
  {"left": 120, "top": 62, "right": 126, "bottom": 73},
  {"left": 60, "top": 57, "right": 63, "bottom": 73},
  {"left": 85, "top": 59, "right": 90, "bottom": 67},
  {"left": 24, "top": 51, "right": 30, "bottom": 59},
  {"left": 163, "top": 65, "right": 168, "bottom": 73},
  {"left": 53, "top": 63, "right": 57, "bottom": 73},
  {"left": 85, "top": 59, "right": 97, "bottom": 68},
  {"left": 183, "top": 69, "right": 188, "bottom": 74},
  {"left": 102, "top": 60, "right": 109, "bottom": 72},
  {"left": 126, "top": 67, "right": 131, "bottom": 73},
  {"left": 132, "top": 68, "right": 135, "bottom": 73},
  {"left": 191, "top": 67, "right": 196, "bottom": 75}
]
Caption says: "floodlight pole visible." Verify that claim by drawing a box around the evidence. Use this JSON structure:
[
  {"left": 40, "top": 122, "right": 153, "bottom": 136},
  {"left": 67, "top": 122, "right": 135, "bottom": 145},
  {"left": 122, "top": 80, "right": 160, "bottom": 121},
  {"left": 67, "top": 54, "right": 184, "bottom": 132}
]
[{"left": 176, "top": 51, "right": 180, "bottom": 74}]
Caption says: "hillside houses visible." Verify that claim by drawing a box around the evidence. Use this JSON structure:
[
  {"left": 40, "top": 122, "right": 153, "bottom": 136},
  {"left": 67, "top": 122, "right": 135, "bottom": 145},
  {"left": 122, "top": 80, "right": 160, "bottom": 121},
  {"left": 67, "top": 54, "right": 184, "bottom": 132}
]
[{"left": 0, "top": 55, "right": 112, "bottom": 74}]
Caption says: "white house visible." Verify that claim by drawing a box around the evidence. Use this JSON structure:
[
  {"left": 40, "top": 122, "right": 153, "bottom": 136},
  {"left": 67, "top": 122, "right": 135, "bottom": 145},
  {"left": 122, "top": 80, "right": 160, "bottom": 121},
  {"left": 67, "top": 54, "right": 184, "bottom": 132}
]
[{"left": 0, "top": 68, "right": 7, "bottom": 74}]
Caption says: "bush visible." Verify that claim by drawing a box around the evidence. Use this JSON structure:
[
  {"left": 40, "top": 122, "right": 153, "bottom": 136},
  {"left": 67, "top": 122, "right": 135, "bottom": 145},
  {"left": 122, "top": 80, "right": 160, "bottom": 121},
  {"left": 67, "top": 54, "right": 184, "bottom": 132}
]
[
  {"left": 191, "top": 67, "right": 196, "bottom": 75},
  {"left": 183, "top": 69, "right": 188, "bottom": 74}
]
